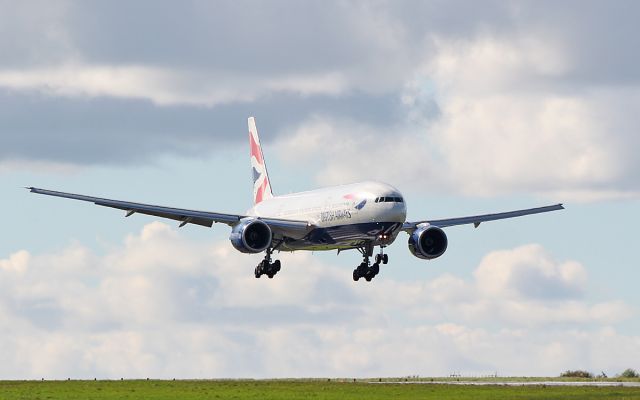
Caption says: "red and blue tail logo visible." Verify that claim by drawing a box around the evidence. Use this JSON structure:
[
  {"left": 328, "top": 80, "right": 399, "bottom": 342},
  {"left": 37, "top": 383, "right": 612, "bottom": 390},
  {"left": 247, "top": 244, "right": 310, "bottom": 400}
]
[{"left": 249, "top": 117, "right": 273, "bottom": 204}]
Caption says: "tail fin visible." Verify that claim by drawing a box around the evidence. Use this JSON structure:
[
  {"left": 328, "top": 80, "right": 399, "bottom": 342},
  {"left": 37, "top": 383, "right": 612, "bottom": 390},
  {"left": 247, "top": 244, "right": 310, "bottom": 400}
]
[{"left": 248, "top": 117, "right": 274, "bottom": 204}]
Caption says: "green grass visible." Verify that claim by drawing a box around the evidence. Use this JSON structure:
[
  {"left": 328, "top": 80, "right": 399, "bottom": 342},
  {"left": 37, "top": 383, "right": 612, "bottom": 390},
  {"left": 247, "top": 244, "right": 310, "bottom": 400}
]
[{"left": 0, "top": 379, "right": 639, "bottom": 400}]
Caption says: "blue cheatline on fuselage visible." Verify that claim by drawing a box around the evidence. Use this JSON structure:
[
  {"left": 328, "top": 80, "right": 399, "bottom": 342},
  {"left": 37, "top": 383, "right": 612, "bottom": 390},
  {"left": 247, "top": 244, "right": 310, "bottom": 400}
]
[{"left": 281, "top": 221, "right": 403, "bottom": 251}]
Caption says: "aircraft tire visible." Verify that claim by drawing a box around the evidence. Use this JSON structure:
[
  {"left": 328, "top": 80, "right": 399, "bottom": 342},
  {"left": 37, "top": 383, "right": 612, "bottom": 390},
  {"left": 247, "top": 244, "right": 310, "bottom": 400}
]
[
  {"left": 353, "top": 270, "right": 360, "bottom": 281},
  {"left": 371, "top": 263, "right": 380, "bottom": 276},
  {"left": 382, "top": 254, "right": 389, "bottom": 264},
  {"left": 358, "top": 262, "right": 368, "bottom": 273}
]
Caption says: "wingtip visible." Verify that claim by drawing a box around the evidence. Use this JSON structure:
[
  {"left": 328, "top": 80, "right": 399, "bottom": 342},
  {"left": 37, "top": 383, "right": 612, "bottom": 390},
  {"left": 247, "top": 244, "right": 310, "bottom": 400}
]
[{"left": 24, "top": 186, "right": 34, "bottom": 191}]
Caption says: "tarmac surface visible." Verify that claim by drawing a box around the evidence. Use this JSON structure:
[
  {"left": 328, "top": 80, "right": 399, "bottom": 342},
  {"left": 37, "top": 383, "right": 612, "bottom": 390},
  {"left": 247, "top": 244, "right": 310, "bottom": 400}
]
[{"left": 370, "top": 381, "right": 640, "bottom": 387}]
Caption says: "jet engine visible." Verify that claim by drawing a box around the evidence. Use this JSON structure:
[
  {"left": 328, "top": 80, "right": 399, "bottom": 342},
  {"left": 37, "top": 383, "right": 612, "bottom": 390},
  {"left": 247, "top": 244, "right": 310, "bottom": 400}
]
[
  {"left": 408, "top": 225, "right": 448, "bottom": 260},
  {"left": 230, "top": 218, "right": 272, "bottom": 253}
]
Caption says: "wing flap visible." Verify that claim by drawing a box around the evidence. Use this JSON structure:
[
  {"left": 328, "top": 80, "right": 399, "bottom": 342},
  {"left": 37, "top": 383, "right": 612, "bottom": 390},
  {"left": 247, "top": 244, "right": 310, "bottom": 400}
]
[
  {"left": 96, "top": 201, "right": 217, "bottom": 227},
  {"left": 402, "top": 203, "right": 564, "bottom": 232}
]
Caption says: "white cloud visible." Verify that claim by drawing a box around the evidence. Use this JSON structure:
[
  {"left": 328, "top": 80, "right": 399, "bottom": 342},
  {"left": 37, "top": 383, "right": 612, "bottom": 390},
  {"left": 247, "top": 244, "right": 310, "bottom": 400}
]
[
  {"left": 0, "top": 249, "right": 29, "bottom": 273},
  {"left": 274, "top": 115, "right": 440, "bottom": 189},
  {"left": 0, "top": 223, "right": 635, "bottom": 378},
  {"left": 0, "top": 65, "right": 353, "bottom": 106},
  {"left": 433, "top": 95, "right": 616, "bottom": 191},
  {"left": 427, "top": 36, "right": 570, "bottom": 95},
  {"left": 0, "top": 3, "right": 417, "bottom": 109},
  {"left": 474, "top": 244, "right": 587, "bottom": 300},
  {"left": 0, "top": 159, "right": 80, "bottom": 175},
  {"left": 1, "top": 3, "right": 637, "bottom": 204},
  {"left": 265, "top": 72, "right": 348, "bottom": 97},
  {"left": 0, "top": 1, "right": 638, "bottom": 204},
  {"left": 419, "top": 36, "right": 639, "bottom": 201},
  {"left": 276, "top": 35, "right": 640, "bottom": 202}
]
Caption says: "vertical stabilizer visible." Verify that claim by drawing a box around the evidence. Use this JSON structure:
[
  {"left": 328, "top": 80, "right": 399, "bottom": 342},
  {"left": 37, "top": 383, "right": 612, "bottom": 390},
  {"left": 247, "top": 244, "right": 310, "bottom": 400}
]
[{"left": 248, "top": 117, "right": 274, "bottom": 204}]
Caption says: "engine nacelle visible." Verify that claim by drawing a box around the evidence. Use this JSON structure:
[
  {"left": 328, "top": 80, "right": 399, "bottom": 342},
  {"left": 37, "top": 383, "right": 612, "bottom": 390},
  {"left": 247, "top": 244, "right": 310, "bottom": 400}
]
[
  {"left": 229, "top": 218, "right": 272, "bottom": 254},
  {"left": 408, "top": 225, "right": 448, "bottom": 260}
]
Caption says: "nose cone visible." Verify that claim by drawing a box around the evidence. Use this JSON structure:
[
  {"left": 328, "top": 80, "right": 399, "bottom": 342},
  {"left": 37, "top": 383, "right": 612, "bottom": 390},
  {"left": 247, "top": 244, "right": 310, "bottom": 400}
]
[
  {"left": 386, "top": 201, "right": 407, "bottom": 223},
  {"left": 356, "top": 181, "right": 408, "bottom": 223},
  {"left": 379, "top": 193, "right": 407, "bottom": 224}
]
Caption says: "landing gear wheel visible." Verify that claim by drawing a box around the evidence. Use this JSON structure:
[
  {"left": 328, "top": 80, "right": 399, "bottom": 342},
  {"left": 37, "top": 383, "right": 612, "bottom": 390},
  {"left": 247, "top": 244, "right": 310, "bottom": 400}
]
[
  {"left": 376, "top": 251, "right": 389, "bottom": 266},
  {"left": 363, "top": 263, "right": 379, "bottom": 281},
  {"left": 256, "top": 250, "right": 282, "bottom": 279},
  {"left": 357, "top": 263, "right": 368, "bottom": 276},
  {"left": 255, "top": 262, "right": 265, "bottom": 279},
  {"left": 371, "top": 263, "right": 380, "bottom": 276},
  {"left": 353, "top": 270, "right": 360, "bottom": 281}
]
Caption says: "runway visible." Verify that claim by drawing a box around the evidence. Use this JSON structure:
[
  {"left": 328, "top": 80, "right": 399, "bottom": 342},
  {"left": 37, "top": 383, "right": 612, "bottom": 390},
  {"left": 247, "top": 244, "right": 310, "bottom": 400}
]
[{"left": 370, "top": 380, "right": 640, "bottom": 387}]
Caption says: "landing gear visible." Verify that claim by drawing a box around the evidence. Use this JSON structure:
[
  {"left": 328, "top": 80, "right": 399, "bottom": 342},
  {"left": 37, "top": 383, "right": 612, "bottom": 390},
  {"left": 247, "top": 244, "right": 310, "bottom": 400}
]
[
  {"left": 254, "top": 248, "right": 281, "bottom": 279},
  {"left": 375, "top": 247, "right": 389, "bottom": 265},
  {"left": 353, "top": 262, "right": 371, "bottom": 282},
  {"left": 352, "top": 243, "right": 387, "bottom": 282},
  {"left": 352, "top": 261, "right": 379, "bottom": 282}
]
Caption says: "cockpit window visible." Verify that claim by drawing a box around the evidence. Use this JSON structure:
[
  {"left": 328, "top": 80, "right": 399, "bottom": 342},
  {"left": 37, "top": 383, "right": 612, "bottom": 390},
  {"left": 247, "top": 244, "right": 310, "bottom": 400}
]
[{"left": 376, "top": 196, "right": 404, "bottom": 203}]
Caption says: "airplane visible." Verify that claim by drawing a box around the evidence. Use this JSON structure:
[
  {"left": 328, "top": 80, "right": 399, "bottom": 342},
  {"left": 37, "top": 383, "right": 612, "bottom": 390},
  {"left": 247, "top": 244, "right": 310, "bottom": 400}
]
[{"left": 27, "top": 117, "right": 564, "bottom": 282}]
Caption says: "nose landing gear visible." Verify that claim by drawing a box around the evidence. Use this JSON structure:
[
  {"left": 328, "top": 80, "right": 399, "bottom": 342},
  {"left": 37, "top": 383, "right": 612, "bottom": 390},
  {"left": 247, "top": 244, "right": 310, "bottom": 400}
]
[{"left": 375, "top": 254, "right": 388, "bottom": 265}]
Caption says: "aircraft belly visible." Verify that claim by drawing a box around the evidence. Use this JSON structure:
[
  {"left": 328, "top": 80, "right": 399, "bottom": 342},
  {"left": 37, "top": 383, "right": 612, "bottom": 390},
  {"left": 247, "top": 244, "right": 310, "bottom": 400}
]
[{"left": 281, "top": 221, "right": 402, "bottom": 251}]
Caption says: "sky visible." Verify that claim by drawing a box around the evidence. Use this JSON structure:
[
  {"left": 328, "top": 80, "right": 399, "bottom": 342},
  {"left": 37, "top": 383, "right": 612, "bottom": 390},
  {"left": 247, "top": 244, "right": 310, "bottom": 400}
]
[{"left": 1, "top": 0, "right": 639, "bottom": 379}]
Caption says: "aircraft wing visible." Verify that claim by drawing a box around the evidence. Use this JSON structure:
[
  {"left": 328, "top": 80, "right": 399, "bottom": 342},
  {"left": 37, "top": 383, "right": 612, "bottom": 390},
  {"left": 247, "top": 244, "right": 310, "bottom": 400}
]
[
  {"left": 402, "top": 203, "right": 564, "bottom": 232},
  {"left": 27, "top": 187, "right": 313, "bottom": 236}
]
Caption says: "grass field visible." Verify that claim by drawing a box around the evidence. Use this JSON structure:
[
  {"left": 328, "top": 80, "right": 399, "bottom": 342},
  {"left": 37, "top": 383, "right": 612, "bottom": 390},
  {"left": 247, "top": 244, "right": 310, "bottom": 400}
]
[{"left": 1, "top": 379, "right": 640, "bottom": 400}]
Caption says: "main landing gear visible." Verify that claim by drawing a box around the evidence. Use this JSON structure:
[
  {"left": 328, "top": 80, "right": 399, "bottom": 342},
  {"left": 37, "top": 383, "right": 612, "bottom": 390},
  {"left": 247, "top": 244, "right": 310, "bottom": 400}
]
[
  {"left": 353, "top": 244, "right": 388, "bottom": 282},
  {"left": 254, "top": 248, "right": 281, "bottom": 279}
]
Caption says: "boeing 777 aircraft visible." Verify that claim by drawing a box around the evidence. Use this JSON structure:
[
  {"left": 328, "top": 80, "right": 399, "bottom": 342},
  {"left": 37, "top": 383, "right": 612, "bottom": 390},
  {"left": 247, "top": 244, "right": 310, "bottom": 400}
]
[{"left": 28, "top": 117, "right": 564, "bottom": 282}]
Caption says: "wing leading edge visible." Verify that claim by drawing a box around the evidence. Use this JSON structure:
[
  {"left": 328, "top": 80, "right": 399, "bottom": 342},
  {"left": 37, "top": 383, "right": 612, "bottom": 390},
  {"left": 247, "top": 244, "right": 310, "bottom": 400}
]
[
  {"left": 402, "top": 203, "right": 564, "bottom": 232},
  {"left": 27, "top": 187, "right": 313, "bottom": 236}
]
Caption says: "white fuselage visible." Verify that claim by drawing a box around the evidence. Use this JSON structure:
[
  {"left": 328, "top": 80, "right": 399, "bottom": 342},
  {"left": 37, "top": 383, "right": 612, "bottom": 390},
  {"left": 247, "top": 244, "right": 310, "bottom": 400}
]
[{"left": 246, "top": 181, "right": 407, "bottom": 251}]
